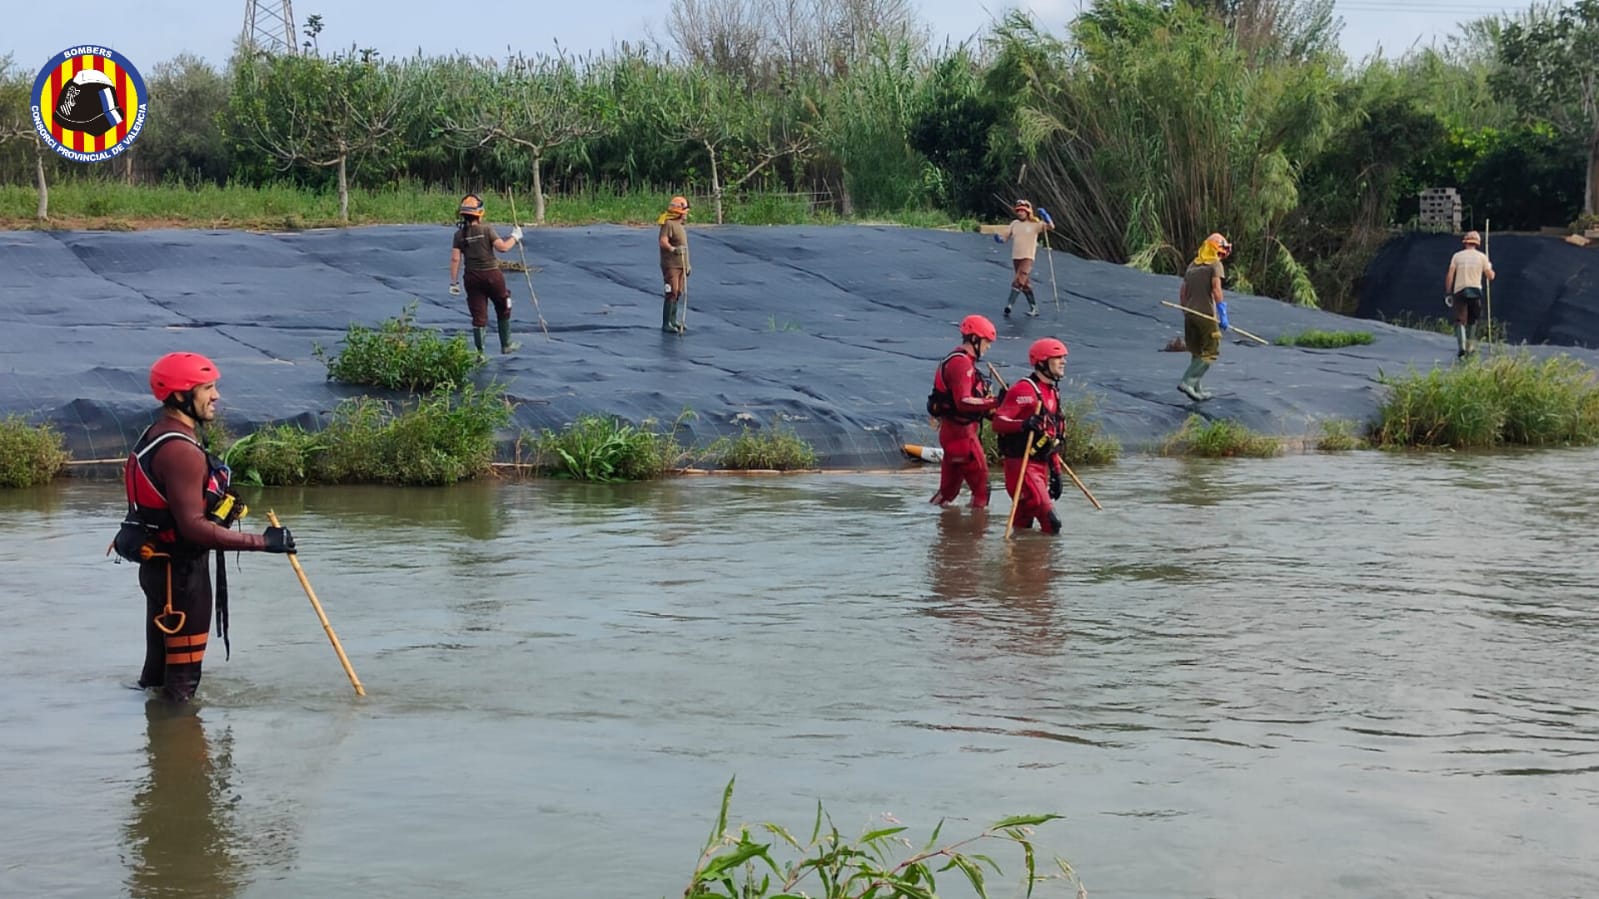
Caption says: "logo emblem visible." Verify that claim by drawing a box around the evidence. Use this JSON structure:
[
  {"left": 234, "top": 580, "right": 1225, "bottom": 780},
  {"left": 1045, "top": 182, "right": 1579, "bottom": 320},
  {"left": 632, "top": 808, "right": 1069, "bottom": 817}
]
[{"left": 31, "top": 46, "right": 149, "bottom": 163}]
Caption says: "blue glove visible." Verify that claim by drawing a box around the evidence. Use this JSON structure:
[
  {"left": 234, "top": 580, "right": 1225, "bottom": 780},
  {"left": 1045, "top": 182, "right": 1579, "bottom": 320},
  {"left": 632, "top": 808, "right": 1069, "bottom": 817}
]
[
  {"left": 1037, "top": 207, "right": 1053, "bottom": 225},
  {"left": 1216, "top": 300, "right": 1231, "bottom": 331},
  {"left": 993, "top": 233, "right": 1004, "bottom": 244}
]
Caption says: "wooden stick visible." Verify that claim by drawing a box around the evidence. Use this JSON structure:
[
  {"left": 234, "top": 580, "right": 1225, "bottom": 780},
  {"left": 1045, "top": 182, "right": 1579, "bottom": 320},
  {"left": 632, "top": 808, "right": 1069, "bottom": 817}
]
[
  {"left": 1003, "top": 437, "right": 1035, "bottom": 540},
  {"left": 1044, "top": 230, "right": 1059, "bottom": 311},
  {"left": 1484, "top": 218, "right": 1492, "bottom": 346},
  {"left": 267, "top": 510, "right": 365, "bottom": 697},
  {"left": 1160, "top": 300, "right": 1269, "bottom": 345},
  {"left": 505, "top": 187, "right": 551, "bottom": 341},
  {"left": 1060, "top": 461, "right": 1103, "bottom": 510}
]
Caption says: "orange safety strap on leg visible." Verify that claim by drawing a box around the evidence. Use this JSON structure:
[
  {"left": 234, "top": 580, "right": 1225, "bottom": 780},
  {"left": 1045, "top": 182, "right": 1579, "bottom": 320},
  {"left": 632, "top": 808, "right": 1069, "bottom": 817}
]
[{"left": 164, "top": 632, "right": 207, "bottom": 665}]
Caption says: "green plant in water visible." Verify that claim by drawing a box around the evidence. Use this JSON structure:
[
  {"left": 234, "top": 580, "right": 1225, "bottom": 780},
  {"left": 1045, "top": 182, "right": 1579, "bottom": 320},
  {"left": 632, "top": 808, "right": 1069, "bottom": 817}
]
[
  {"left": 1161, "top": 416, "right": 1282, "bottom": 458},
  {"left": 683, "top": 777, "right": 1083, "bottom": 899},
  {"left": 981, "top": 395, "right": 1121, "bottom": 467},
  {"left": 1372, "top": 351, "right": 1599, "bottom": 448},
  {"left": 222, "top": 422, "right": 324, "bottom": 486},
  {"left": 314, "top": 301, "right": 483, "bottom": 392},
  {"left": 708, "top": 424, "right": 818, "bottom": 470},
  {"left": 1315, "top": 418, "right": 1367, "bottom": 452},
  {"left": 531, "top": 410, "right": 691, "bottom": 481},
  {"left": 1274, "top": 329, "right": 1374, "bottom": 348},
  {"left": 0, "top": 416, "right": 68, "bottom": 487}
]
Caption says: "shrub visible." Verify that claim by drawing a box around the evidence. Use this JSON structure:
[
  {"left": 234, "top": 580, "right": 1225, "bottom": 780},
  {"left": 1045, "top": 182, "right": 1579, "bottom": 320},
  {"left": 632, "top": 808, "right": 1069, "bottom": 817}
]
[
  {"left": 1315, "top": 419, "right": 1368, "bottom": 452},
  {"left": 1372, "top": 351, "right": 1599, "bottom": 448},
  {"left": 314, "top": 302, "right": 482, "bottom": 392},
  {"left": 0, "top": 416, "right": 68, "bottom": 487},
  {"left": 708, "top": 424, "right": 818, "bottom": 470},
  {"left": 222, "top": 422, "right": 323, "bottom": 486},
  {"left": 684, "top": 777, "right": 1082, "bottom": 899},
  {"left": 529, "top": 412, "right": 689, "bottom": 481},
  {"left": 1274, "top": 329, "right": 1374, "bottom": 348},
  {"left": 1160, "top": 416, "right": 1282, "bottom": 458}
]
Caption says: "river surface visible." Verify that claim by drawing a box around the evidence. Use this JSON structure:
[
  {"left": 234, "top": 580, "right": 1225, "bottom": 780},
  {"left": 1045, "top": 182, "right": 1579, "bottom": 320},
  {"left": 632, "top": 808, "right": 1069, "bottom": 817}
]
[{"left": 2, "top": 451, "right": 1596, "bottom": 898}]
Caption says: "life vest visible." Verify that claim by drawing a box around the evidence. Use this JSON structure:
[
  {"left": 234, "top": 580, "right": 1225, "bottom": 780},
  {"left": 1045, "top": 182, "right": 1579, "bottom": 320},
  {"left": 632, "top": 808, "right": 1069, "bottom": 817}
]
[
  {"left": 113, "top": 427, "right": 245, "bottom": 563},
  {"left": 997, "top": 376, "right": 1064, "bottom": 459},
  {"left": 926, "top": 350, "right": 992, "bottom": 423}
]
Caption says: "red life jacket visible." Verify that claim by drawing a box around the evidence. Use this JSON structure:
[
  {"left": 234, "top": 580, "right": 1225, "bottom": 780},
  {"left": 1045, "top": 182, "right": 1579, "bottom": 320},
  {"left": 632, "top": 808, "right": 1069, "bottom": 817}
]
[
  {"left": 995, "top": 375, "right": 1062, "bottom": 459},
  {"left": 114, "top": 426, "right": 242, "bottom": 560},
  {"left": 927, "top": 349, "right": 993, "bottom": 424}
]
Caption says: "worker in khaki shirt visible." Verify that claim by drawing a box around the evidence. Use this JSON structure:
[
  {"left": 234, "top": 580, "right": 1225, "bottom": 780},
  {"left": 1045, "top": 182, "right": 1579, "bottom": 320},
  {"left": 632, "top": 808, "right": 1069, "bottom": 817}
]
[
  {"left": 994, "top": 199, "right": 1054, "bottom": 318},
  {"left": 1445, "top": 230, "right": 1495, "bottom": 358}
]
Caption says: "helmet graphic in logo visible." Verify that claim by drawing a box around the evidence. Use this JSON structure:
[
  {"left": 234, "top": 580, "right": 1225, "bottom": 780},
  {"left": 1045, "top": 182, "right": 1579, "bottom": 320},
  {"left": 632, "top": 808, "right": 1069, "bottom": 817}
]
[{"left": 55, "top": 70, "right": 124, "bottom": 136}]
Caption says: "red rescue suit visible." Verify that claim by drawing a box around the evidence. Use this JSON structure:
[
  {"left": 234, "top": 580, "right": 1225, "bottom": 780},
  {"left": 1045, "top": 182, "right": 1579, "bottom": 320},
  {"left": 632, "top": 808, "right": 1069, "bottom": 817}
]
[
  {"left": 991, "top": 374, "right": 1064, "bottom": 533},
  {"left": 928, "top": 346, "right": 997, "bottom": 507}
]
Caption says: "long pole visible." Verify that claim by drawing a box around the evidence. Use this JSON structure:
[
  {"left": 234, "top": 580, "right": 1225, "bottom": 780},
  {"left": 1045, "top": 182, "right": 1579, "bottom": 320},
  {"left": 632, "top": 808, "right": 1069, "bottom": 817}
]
[
  {"left": 505, "top": 187, "right": 551, "bottom": 341},
  {"left": 267, "top": 510, "right": 365, "bottom": 697},
  {"left": 1484, "top": 218, "right": 1492, "bottom": 346},
  {"left": 1160, "top": 300, "right": 1269, "bottom": 345},
  {"left": 1003, "top": 437, "right": 1035, "bottom": 541},
  {"left": 1044, "top": 231, "right": 1059, "bottom": 312}
]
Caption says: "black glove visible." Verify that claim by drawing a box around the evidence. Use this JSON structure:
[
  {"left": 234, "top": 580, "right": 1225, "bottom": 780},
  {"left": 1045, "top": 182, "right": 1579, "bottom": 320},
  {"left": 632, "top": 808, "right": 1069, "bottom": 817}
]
[
  {"left": 1049, "top": 469, "right": 1063, "bottom": 500},
  {"left": 1025, "top": 414, "right": 1047, "bottom": 435},
  {"left": 263, "top": 526, "right": 297, "bottom": 554},
  {"left": 994, "top": 385, "right": 1007, "bottom": 405}
]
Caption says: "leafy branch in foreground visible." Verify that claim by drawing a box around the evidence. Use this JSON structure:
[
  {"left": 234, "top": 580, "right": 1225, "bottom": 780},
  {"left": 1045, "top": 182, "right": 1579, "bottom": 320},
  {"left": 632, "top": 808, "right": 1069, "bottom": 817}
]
[{"left": 683, "top": 777, "right": 1085, "bottom": 898}]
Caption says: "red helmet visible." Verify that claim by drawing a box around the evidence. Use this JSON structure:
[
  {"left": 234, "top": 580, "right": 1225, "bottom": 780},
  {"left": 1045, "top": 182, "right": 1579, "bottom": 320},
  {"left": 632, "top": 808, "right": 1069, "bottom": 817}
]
[
  {"left": 959, "top": 314, "right": 997, "bottom": 342},
  {"left": 150, "top": 352, "right": 220, "bottom": 402},
  {"left": 1028, "top": 338, "right": 1068, "bottom": 366}
]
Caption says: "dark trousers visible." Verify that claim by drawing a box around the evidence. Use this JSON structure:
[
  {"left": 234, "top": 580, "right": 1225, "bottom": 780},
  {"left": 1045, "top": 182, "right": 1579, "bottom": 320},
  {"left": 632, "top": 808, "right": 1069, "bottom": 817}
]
[{"left": 138, "top": 556, "right": 214, "bottom": 702}]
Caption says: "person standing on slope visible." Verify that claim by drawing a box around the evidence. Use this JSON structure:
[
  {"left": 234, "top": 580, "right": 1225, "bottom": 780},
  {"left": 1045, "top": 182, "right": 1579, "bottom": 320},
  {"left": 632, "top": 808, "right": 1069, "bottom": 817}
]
[
  {"left": 1176, "top": 232, "right": 1232, "bottom": 401},
  {"left": 994, "top": 199, "right": 1054, "bottom": 318},
  {"left": 1445, "top": 230, "right": 1495, "bottom": 358},
  {"left": 448, "top": 193, "right": 525, "bottom": 355}
]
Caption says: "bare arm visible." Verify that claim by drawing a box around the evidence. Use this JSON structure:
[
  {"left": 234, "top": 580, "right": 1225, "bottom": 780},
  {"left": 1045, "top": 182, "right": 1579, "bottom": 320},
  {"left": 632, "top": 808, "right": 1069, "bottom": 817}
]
[
  {"left": 1445, "top": 261, "right": 1456, "bottom": 294},
  {"left": 152, "top": 443, "right": 265, "bottom": 552},
  {"left": 493, "top": 236, "right": 517, "bottom": 252},
  {"left": 450, "top": 247, "right": 462, "bottom": 283},
  {"left": 1210, "top": 274, "right": 1223, "bottom": 309}
]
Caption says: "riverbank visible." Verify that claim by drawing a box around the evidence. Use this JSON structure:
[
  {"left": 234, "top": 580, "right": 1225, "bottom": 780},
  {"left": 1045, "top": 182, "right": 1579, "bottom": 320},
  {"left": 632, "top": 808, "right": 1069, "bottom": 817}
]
[{"left": 6, "top": 223, "right": 1597, "bottom": 469}]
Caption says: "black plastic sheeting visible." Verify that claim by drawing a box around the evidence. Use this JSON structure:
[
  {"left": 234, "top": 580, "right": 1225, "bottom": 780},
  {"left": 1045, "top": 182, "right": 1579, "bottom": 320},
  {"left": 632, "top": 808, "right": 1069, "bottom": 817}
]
[
  {"left": 6, "top": 225, "right": 1598, "bottom": 468},
  {"left": 1357, "top": 232, "right": 1599, "bottom": 348}
]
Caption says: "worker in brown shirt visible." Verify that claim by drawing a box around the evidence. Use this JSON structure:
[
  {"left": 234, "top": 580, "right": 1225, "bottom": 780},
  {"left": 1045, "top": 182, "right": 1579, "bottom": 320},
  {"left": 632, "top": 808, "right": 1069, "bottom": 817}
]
[
  {"left": 1177, "top": 233, "right": 1232, "bottom": 401},
  {"left": 449, "top": 193, "right": 525, "bottom": 355},
  {"left": 658, "top": 195, "right": 691, "bottom": 334}
]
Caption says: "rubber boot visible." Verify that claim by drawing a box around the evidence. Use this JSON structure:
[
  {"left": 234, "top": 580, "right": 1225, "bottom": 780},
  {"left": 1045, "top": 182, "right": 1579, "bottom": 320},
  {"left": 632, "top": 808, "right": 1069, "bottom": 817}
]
[
  {"left": 1044, "top": 511, "right": 1062, "bottom": 534},
  {"left": 1455, "top": 324, "right": 1468, "bottom": 358},
  {"left": 472, "top": 327, "right": 486, "bottom": 357},
  {"left": 1191, "top": 361, "right": 1214, "bottom": 400},
  {"left": 498, "top": 318, "right": 520, "bottom": 354},
  {"left": 1003, "top": 289, "right": 1019, "bottom": 317},
  {"left": 1025, "top": 289, "right": 1039, "bottom": 317},
  {"left": 1177, "top": 358, "right": 1204, "bottom": 401},
  {"left": 662, "top": 298, "right": 678, "bottom": 333}
]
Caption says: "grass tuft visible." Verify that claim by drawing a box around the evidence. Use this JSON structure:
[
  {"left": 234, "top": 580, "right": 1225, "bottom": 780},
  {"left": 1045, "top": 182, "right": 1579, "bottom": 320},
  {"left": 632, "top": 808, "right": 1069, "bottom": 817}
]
[
  {"left": 707, "top": 424, "right": 818, "bottom": 470},
  {"left": 1160, "top": 416, "right": 1282, "bottom": 458},
  {"left": 528, "top": 412, "right": 690, "bottom": 481},
  {"left": 1315, "top": 418, "right": 1368, "bottom": 452},
  {"left": 1274, "top": 329, "right": 1374, "bottom": 348},
  {"left": 314, "top": 302, "right": 482, "bottom": 393},
  {"left": 1372, "top": 351, "right": 1599, "bottom": 449}
]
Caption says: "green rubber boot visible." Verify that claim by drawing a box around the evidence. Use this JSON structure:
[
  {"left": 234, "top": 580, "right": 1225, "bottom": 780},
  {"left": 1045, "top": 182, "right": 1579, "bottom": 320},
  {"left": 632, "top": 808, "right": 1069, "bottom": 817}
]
[
  {"left": 1191, "top": 361, "right": 1213, "bottom": 400},
  {"left": 662, "top": 298, "right": 678, "bottom": 333},
  {"left": 472, "top": 326, "right": 486, "bottom": 356},
  {"left": 498, "top": 319, "right": 520, "bottom": 354}
]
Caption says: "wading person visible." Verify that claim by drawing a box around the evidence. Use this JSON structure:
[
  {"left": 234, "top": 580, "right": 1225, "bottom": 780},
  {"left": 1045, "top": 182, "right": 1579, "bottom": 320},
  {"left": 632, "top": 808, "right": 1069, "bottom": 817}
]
[
  {"left": 448, "top": 193, "right": 524, "bottom": 355},
  {"left": 1445, "top": 230, "right": 1495, "bottom": 358},
  {"left": 1176, "top": 232, "right": 1232, "bottom": 402},
  {"left": 994, "top": 199, "right": 1054, "bottom": 317},
  {"left": 928, "top": 314, "right": 1000, "bottom": 509},
  {"left": 992, "top": 338, "right": 1069, "bottom": 534},
  {"left": 115, "top": 352, "right": 297, "bottom": 702},
  {"left": 658, "top": 196, "right": 691, "bottom": 333}
]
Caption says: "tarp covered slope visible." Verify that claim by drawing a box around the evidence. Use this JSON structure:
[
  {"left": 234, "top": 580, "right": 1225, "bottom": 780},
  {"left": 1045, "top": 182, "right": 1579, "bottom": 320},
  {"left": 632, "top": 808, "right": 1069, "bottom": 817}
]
[
  {"left": 5, "top": 225, "right": 1595, "bottom": 468},
  {"left": 1357, "top": 232, "right": 1599, "bottom": 347}
]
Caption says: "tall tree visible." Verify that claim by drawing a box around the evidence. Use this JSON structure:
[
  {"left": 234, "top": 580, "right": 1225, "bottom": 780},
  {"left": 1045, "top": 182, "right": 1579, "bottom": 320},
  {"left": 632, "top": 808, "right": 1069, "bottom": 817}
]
[
  {"left": 1495, "top": 0, "right": 1599, "bottom": 215},
  {"left": 435, "top": 52, "right": 614, "bottom": 224},
  {"left": 229, "top": 48, "right": 409, "bottom": 222},
  {"left": 0, "top": 56, "right": 48, "bottom": 220}
]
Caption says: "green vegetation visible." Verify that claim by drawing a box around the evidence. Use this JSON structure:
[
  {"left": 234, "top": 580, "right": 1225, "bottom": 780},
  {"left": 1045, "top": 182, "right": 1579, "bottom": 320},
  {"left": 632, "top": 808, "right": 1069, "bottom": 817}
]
[
  {"left": 527, "top": 412, "right": 690, "bottom": 481},
  {"left": 314, "top": 303, "right": 483, "bottom": 392},
  {"left": 1372, "top": 351, "right": 1599, "bottom": 448},
  {"left": 1275, "top": 330, "right": 1375, "bottom": 348},
  {"left": 0, "top": 416, "right": 68, "bottom": 487},
  {"left": 1161, "top": 416, "right": 1283, "bottom": 458},
  {"left": 684, "top": 778, "right": 1081, "bottom": 899},
  {"left": 1376, "top": 312, "right": 1509, "bottom": 344},
  {"left": 1315, "top": 419, "right": 1369, "bottom": 452},
  {"left": 223, "top": 384, "right": 510, "bottom": 485},
  {"left": 708, "top": 425, "right": 819, "bottom": 471}
]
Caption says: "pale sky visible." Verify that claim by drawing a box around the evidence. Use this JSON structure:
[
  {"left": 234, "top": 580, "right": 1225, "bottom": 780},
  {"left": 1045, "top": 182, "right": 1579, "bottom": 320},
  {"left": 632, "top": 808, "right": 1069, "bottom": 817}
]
[{"left": 4, "top": 0, "right": 1530, "bottom": 75}]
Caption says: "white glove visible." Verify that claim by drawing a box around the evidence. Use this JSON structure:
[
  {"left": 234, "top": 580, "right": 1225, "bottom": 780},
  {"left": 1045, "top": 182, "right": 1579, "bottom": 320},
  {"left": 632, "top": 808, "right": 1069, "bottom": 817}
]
[
  {"left": 673, "top": 245, "right": 687, "bottom": 255},
  {"left": 449, "top": 282, "right": 462, "bottom": 296},
  {"left": 510, "top": 226, "right": 524, "bottom": 242}
]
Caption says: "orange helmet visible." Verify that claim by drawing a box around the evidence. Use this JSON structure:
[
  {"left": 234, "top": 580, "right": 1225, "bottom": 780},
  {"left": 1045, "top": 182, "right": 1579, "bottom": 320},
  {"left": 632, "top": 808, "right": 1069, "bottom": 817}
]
[
  {"left": 1028, "top": 337, "right": 1068, "bottom": 366},
  {"left": 668, "top": 196, "right": 690, "bottom": 213},
  {"left": 1206, "top": 232, "right": 1232, "bottom": 258},
  {"left": 458, "top": 194, "right": 485, "bottom": 217},
  {"left": 1014, "top": 199, "right": 1033, "bottom": 215},
  {"left": 1462, "top": 230, "right": 1481, "bottom": 245},
  {"left": 960, "top": 314, "right": 997, "bottom": 342},
  {"left": 150, "top": 352, "right": 219, "bottom": 402}
]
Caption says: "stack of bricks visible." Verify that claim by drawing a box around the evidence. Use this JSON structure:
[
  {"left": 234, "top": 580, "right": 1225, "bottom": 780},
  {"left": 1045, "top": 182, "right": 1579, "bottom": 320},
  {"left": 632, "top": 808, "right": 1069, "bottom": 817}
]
[{"left": 1419, "top": 187, "right": 1462, "bottom": 232}]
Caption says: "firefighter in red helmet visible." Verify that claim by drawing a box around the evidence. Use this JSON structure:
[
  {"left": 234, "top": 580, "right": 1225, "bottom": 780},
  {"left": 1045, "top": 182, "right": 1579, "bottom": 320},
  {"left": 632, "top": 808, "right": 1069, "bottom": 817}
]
[
  {"left": 114, "top": 352, "right": 297, "bottom": 701},
  {"left": 992, "top": 337, "right": 1068, "bottom": 534},
  {"left": 928, "top": 314, "right": 1000, "bottom": 508}
]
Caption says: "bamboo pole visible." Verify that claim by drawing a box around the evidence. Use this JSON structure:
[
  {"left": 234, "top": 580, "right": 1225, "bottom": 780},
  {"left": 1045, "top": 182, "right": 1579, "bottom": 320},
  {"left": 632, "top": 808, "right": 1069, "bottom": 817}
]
[
  {"left": 1003, "top": 437, "right": 1035, "bottom": 541},
  {"left": 1160, "top": 300, "right": 1269, "bottom": 345},
  {"left": 505, "top": 187, "right": 551, "bottom": 341},
  {"left": 267, "top": 510, "right": 365, "bottom": 696},
  {"left": 1483, "top": 218, "right": 1492, "bottom": 347}
]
